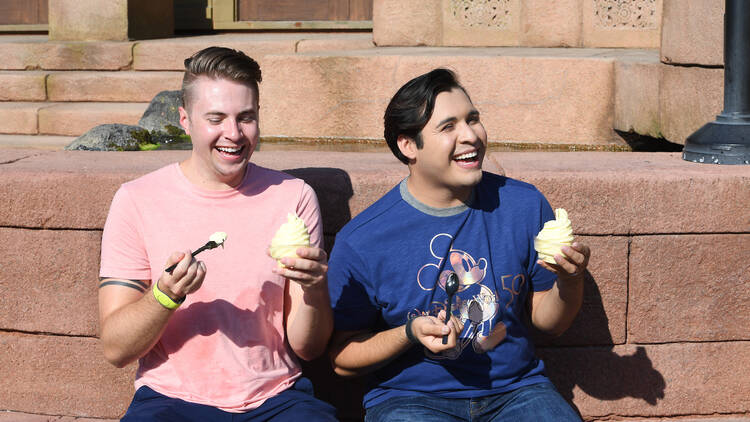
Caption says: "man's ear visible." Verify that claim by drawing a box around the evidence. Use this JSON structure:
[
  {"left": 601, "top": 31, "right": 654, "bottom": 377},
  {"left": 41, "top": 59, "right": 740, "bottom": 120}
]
[
  {"left": 178, "top": 106, "right": 191, "bottom": 135},
  {"left": 397, "top": 135, "right": 418, "bottom": 162}
]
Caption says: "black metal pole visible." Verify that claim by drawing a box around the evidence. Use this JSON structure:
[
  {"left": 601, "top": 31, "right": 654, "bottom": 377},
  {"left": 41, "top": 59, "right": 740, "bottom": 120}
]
[{"left": 682, "top": 0, "right": 750, "bottom": 164}]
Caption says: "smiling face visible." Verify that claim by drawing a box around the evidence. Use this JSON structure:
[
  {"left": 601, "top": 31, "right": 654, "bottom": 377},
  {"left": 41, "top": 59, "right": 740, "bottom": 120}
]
[
  {"left": 179, "top": 76, "right": 259, "bottom": 190},
  {"left": 399, "top": 88, "right": 487, "bottom": 207}
]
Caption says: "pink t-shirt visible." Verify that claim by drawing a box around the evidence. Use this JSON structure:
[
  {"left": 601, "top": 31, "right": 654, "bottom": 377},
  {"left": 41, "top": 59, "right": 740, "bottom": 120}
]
[{"left": 99, "top": 162, "right": 323, "bottom": 412}]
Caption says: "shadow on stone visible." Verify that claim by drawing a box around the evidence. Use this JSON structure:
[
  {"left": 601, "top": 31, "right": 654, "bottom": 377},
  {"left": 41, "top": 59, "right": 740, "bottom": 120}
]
[
  {"left": 535, "top": 273, "right": 666, "bottom": 416},
  {"left": 616, "top": 130, "right": 683, "bottom": 152}
]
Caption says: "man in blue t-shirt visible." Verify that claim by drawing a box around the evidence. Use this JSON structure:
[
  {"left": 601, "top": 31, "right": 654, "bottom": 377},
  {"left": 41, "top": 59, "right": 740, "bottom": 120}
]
[{"left": 327, "top": 68, "right": 591, "bottom": 421}]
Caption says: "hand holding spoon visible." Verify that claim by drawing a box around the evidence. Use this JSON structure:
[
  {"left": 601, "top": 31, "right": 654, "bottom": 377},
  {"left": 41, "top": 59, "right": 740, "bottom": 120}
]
[
  {"left": 442, "top": 272, "right": 459, "bottom": 345},
  {"left": 165, "top": 232, "right": 226, "bottom": 274}
]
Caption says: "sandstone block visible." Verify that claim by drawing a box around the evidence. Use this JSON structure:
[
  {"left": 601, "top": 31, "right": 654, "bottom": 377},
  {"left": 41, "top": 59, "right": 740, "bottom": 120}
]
[
  {"left": 628, "top": 234, "right": 750, "bottom": 343},
  {"left": 38, "top": 102, "right": 148, "bottom": 136},
  {"left": 614, "top": 56, "right": 663, "bottom": 138},
  {"left": 660, "top": 64, "right": 723, "bottom": 144},
  {"left": 582, "top": 0, "right": 662, "bottom": 48},
  {"left": 132, "top": 35, "right": 299, "bottom": 70},
  {"left": 0, "top": 71, "right": 47, "bottom": 101},
  {"left": 0, "top": 40, "right": 134, "bottom": 71},
  {"left": 0, "top": 102, "right": 51, "bottom": 135},
  {"left": 47, "top": 71, "right": 183, "bottom": 102},
  {"left": 494, "top": 152, "right": 750, "bottom": 235},
  {"left": 661, "top": 0, "right": 724, "bottom": 66},
  {"left": 0, "top": 412, "right": 117, "bottom": 422},
  {"left": 0, "top": 229, "right": 101, "bottom": 336},
  {"left": 295, "top": 33, "right": 375, "bottom": 52},
  {"left": 540, "top": 342, "right": 750, "bottom": 418},
  {"left": 532, "top": 235, "right": 628, "bottom": 346},
  {"left": 0, "top": 332, "right": 134, "bottom": 418},
  {"left": 0, "top": 135, "right": 75, "bottom": 150},
  {"left": 372, "top": 0, "right": 442, "bottom": 46},
  {"left": 261, "top": 50, "right": 616, "bottom": 145},
  {"left": 49, "top": 0, "right": 173, "bottom": 41},
  {"left": 520, "top": 0, "right": 582, "bottom": 47}
]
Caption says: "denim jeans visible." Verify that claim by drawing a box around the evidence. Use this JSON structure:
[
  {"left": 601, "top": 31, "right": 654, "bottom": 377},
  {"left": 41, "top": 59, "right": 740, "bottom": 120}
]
[{"left": 364, "top": 382, "right": 580, "bottom": 422}]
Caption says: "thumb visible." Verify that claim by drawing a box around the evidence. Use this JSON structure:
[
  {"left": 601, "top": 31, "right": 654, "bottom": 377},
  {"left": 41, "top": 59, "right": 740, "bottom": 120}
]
[{"left": 417, "top": 320, "right": 450, "bottom": 337}]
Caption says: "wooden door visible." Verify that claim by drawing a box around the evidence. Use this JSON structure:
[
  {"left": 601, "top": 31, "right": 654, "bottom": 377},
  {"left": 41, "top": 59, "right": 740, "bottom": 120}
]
[
  {"left": 237, "top": 0, "right": 371, "bottom": 21},
  {"left": 0, "top": 0, "right": 48, "bottom": 28}
]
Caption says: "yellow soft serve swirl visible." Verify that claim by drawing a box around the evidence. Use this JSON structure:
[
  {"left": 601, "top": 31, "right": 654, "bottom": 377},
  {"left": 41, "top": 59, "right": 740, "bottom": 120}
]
[
  {"left": 534, "top": 208, "right": 575, "bottom": 264},
  {"left": 269, "top": 213, "right": 310, "bottom": 265}
]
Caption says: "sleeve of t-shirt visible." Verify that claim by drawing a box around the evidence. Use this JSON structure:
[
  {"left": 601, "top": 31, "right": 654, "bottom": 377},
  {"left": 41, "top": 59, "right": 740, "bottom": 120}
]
[
  {"left": 327, "top": 237, "right": 380, "bottom": 332},
  {"left": 99, "top": 186, "right": 151, "bottom": 281},
  {"left": 295, "top": 182, "right": 324, "bottom": 250},
  {"left": 528, "top": 192, "right": 557, "bottom": 292}
]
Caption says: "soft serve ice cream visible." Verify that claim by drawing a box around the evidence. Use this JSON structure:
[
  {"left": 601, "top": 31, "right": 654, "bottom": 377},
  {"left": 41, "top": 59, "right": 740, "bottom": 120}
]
[
  {"left": 269, "top": 213, "right": 310, "bottom": 266},
  {"left": 534, "top": 208, "right": 575, "bottom": 264},
  {"left": 209, "top": 231, "right": 227, "bottom": 247}
]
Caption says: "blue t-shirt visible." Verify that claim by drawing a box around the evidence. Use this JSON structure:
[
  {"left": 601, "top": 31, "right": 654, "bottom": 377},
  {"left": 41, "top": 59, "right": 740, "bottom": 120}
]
[{"left": 327, "top": 172, "right": 557, "bottom": 409}]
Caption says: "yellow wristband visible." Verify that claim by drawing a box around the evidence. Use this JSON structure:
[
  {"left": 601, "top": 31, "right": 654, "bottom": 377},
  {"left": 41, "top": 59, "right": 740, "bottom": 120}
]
[{"left": 152, "top": 282, "right": 184, "bottom": 310}]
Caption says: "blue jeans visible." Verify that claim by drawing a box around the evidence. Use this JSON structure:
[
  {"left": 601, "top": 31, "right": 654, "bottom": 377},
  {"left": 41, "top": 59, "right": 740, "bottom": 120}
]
[
  {"left": 364, "top": 382, "right": 580, "bottom": 422},
  {"left": 121, "top": 378, "right": 338, "bottom": 422}
]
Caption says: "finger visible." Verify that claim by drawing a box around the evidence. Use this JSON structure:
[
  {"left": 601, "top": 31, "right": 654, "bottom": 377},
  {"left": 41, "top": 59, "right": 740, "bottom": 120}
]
[
  {"left": 184, "top": 261, "right": 206, "bottom": 295},
  {"left": 553, "top": 253, "right": 579, "bottom": 275},
  {"left": 294, "top": 246, "right": 327, "bottom": 262},
  {"left": 560, "top": 245, "right": 585, "bottom": 267},
  {"left": 418, "top": 320, "right": 450, "bottom": 337},
  {"left": 436, "top": 309, "right": 447, "bottom": 322}
]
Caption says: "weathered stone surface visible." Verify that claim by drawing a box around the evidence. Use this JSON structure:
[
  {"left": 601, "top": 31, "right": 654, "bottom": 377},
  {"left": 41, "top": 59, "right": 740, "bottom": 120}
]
[
  {"left": 0, "top": 229, "right": 101, "bottom": 336},
  {"left": 137, "top": 90, "right": 184, "bottom": 136},
  {"left": 372, "top": 0, "right": 442, "bottom": 46},
  {"left": 614, "top": 56, "right": 663, "bottom": 138},
  {"left": 495, "top": 152, "right": 750, "bottom": 235},
  {"left": 0, "top": 332, "right": 134, "bottom": 418},
  {"left": 628, "top": 234, "right": 750, "bottom": 343},
  {"left": 532, "top": 235, "right": 628, "bottom": 346},
  {"left": 540, "top": 342, "right": 750, "bottom": 418},
  {"left": 38, "top": 102, "right": 148, "bottom": 136},
  {"left": 49, "top": 0, "right": 173, "bottom": 41},
  {"left": 0, "top": 412, "right": 117, "bottom": 422},
  {"left": 132, "top": 34, "right": 299, "bottom": 70},
  {"left": 295, "top": 33, "right": 375, "bottom": 52},
  {"left": 262, "top": 49, "right": 617, "bottom": 145},
  {"left": 441, "top": 0, "right": 522, "bottom": 46},
  {"left": 47, "top": 71, "right": 182, "bottom": 102},
  {"left": 660, "top": 65, "right": 723, "bottom": 144},
  {"left": 65, "top": 124, "right": 152, "bottom": 151},
  {"left": 0, "top": 135, "right": 75, "bottom": 150},
  {"left": 582, "top": 0, "right": 662, "bottom": 48},
  {"left": 0, "top": 71, "right": 47, "bottom": 101},
  {"left": 660, "top": 0, "right": 724, "bottom": 66},
  {"left": 0, "top": 102, "right": 53, "bottom": 135},
  {"left": 521, "top": 0, "right": 582, "bottom": 47}
]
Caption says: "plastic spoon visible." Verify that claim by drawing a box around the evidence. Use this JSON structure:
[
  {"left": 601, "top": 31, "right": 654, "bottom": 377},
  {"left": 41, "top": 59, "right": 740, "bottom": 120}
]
[
  {"left": 442, "top": 272, "right": 459, "bottom": 345},
  {"left": 165, "top": 232, "right": 226, "bottom": 274}
]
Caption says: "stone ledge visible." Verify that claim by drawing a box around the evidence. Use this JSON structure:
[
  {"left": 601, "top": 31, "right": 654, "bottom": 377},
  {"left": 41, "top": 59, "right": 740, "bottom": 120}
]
[
  {"left": 1, "top": 151, "right": 748, "bottom": 234},
  {"left": 47, "top": 71, "right": 183, "bottom": 102}
]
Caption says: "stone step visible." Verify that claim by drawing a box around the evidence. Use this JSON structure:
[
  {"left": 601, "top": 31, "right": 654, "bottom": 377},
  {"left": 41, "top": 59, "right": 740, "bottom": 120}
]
[
  {"left": 0, "top": 134, "right": 75, "bottom": 150},
  {"left": 38, "top": 102, "right": 148, "bottom": 136},
  {"left": 47, "top": 71, "right": 183, "bottom": 102}
]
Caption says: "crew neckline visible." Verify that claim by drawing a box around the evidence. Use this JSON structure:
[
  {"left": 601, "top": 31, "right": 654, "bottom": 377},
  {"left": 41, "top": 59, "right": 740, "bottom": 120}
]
[{"left": 399, "top": 178, "right": 473, "bottom": 217}]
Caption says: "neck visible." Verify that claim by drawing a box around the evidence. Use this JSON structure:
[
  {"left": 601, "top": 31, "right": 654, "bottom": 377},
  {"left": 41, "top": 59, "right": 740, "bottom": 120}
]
[
  {"left": 405, "top": 174, "right": 473, "bottom": 208},
  {"left": 179, "top": 158, "right": 247, "bottom": 191}
]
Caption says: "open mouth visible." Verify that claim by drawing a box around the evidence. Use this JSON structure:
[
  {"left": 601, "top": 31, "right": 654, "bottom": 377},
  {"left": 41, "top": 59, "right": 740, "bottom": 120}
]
[
  {"left": 215, "top": 145, "right": 245, "bottom": 158},
  {"left": 453, "top": 151, "right": 479, "bottom": 163}
]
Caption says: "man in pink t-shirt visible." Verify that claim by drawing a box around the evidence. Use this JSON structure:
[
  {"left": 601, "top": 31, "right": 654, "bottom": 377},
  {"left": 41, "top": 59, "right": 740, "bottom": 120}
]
[{"left": 98, "top": 46, "right": 337, "bottom": 421}]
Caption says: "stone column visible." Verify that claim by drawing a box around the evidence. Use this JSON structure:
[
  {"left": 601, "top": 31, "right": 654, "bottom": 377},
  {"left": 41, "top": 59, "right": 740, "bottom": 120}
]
[{"left": 48, "top": 0, "right": 174, "bottom": 41}]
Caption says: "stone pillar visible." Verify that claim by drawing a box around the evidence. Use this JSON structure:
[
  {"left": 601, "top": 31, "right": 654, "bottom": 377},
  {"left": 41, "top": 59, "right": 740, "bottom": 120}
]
[{"left": 49, "top": 0, "right": 174, "bottom": 41}]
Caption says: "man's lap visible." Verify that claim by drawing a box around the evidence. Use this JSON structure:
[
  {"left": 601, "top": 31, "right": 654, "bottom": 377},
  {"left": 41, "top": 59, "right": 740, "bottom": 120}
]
[
  {"left": 364, "top": 382, "right": 580, "bottom": 422},
  {"left": 121, "top": 378, "right": 338, "bottom": 422}
]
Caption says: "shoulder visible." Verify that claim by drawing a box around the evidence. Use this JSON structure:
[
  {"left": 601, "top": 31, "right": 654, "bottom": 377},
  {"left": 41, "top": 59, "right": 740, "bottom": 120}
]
[
  {"left": 119, "top": 163, "right": 178, "bottom": 196},
  {"left": 335, "top": 184, "right": 403, "bottom": 242}
]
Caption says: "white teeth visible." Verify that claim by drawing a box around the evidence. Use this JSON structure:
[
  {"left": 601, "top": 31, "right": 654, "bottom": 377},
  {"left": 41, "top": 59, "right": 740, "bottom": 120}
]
[
  {"left": 454, "top": 151, "right": 477, "bottom": 160},
  {"left": 217, "top": 146, "right": 240, "bottom": 153}
]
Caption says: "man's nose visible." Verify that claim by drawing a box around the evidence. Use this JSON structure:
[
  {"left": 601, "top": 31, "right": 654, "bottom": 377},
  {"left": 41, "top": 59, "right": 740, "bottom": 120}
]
[
  {"left": 223, "top": 119, "right": 242, "bottom": 140},
  {"left": 458, "top": 121, "right": 481, "bottom": 143}
]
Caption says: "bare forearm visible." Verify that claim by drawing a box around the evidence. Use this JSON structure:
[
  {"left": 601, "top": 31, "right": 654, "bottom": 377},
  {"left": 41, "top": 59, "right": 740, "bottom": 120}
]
[
  {"left": 531, "top": 276, "right": 584, "bottom": 336},
  {"left": 330, "top": 325, "right": 413, "bottom": 377},
  {"left": 286, "top": 283, "right": 333, "bottom": 361},
  {"left": 100, "top": 292, "right": 172, "bottom": 367}
]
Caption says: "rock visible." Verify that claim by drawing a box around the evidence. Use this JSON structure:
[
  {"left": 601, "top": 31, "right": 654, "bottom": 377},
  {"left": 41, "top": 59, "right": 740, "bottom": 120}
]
[
  {"left": 65, "top": 124, "right": 153, "bottom": 151},
  {"left": 138, "top": 90, "right": 185, "bottom": 137}
]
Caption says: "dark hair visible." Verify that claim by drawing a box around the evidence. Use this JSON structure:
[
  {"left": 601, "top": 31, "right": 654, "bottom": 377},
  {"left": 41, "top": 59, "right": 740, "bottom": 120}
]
[
  {"left": 383, "top": 68, "right": 469, "bottom": 164},
  {"left": 181, "top": 46, "right": 262, "bottom": 110}
]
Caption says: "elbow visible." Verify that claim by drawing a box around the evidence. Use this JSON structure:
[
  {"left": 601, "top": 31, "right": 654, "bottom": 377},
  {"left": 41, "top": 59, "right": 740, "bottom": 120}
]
[
  {"left": 103, "top": 347, "right": 134, "bottom": 368},
  {"left": 293, "top": 344, "right": 326, "bottom": 362}
]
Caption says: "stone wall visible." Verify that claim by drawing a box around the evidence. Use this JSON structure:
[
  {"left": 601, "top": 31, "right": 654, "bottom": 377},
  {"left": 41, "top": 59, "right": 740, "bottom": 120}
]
[{"left": 1, "top": 149, "right": 748, "bottom": 421}]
